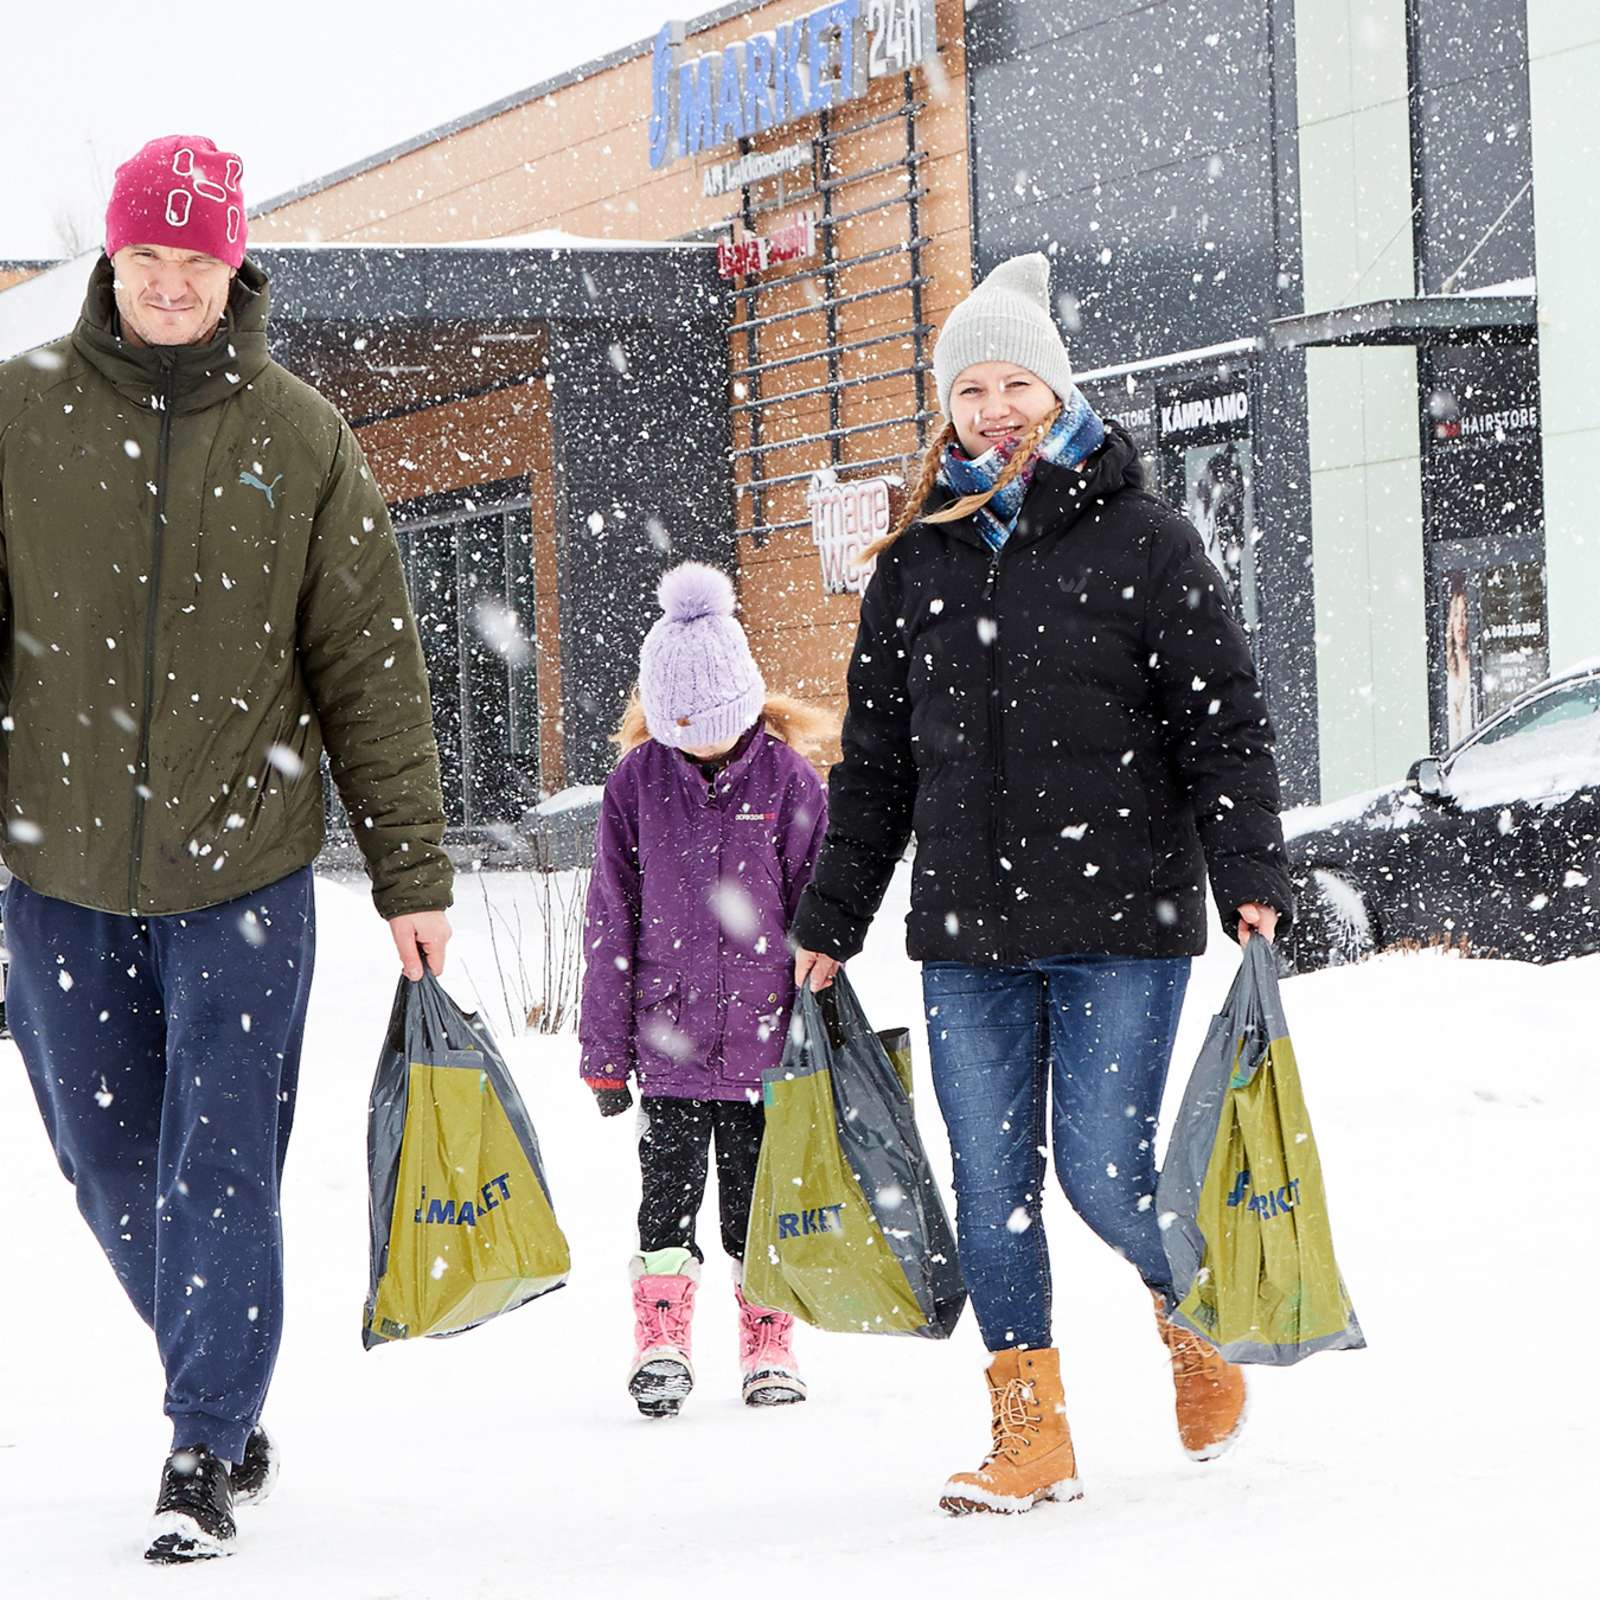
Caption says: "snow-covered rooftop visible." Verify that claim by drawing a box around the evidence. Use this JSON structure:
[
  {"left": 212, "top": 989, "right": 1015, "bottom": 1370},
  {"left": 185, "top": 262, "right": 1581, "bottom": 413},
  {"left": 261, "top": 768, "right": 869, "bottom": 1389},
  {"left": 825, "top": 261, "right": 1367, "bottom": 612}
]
[
  {"left": 261, "top": 231, "right": 712, "bottom": 254},
  {"left": 0, "top": 249, "right": 96, "bottom": 363},
  {"left": 0, "top": 234, "right": 715, "bottom": 363}
]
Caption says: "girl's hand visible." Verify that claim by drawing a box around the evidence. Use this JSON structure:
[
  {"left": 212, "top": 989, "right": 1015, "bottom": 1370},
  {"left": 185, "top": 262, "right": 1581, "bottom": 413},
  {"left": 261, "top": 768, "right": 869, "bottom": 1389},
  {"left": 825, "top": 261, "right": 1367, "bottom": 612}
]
[
  {"left": 794, "top": 948, "right": 842, "bottom": 993},
  {"left": 1237, "top": 903, "right": 1279, "bottom": 947}
]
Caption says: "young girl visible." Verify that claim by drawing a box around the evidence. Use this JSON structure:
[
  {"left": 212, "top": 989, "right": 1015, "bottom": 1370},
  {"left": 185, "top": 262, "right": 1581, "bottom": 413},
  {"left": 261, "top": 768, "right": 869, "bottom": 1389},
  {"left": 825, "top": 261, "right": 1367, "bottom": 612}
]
[
  {"left": 792, "top": 253, "right": 1293, "bottom": 1513},
  {"left": 580, "top": 562, "right": 836, "bottom": 1418}
]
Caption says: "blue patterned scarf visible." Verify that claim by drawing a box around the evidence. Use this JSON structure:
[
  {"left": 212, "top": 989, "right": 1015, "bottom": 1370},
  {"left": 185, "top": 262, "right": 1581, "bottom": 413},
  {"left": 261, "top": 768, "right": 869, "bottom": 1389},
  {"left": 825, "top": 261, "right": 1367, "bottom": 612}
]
[{"left": 936, "top": 387, "right": 1106, "bottom": 553}]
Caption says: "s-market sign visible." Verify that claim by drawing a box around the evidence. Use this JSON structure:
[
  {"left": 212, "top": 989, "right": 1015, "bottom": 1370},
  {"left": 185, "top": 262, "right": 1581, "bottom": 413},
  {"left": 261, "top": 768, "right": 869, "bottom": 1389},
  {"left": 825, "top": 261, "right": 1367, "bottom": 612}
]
[{"left": 648, "top": 0, "right": 936, "bottom": 171}]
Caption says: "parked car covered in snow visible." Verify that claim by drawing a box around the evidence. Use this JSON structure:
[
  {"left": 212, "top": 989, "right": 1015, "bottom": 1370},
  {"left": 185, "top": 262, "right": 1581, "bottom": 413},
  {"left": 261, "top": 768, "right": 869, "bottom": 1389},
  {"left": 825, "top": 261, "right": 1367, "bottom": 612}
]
[{"left": 1284, "top": 663, "right": 1600, "bottom": 972}]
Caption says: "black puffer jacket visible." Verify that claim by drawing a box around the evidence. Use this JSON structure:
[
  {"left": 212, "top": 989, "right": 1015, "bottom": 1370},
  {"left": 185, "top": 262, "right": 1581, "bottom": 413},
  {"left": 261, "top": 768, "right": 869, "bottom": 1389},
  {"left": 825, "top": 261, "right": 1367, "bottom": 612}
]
[{"left": 791, "top": 424, "right": 1293, "bottom": 964}]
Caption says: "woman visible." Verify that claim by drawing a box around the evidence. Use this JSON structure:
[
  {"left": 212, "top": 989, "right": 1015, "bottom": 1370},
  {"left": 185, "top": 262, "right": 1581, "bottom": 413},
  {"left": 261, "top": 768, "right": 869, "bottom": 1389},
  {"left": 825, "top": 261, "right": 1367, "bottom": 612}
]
[{"left": 790, "top": 254, "right": 1293, "bottom": 1516}]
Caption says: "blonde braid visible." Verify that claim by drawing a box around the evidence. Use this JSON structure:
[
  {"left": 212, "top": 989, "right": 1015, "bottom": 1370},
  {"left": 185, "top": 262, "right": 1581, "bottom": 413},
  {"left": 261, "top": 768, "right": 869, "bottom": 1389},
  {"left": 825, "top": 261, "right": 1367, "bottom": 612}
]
[{"left": 857, "top": 420, "right": 957, "bottom": 566}]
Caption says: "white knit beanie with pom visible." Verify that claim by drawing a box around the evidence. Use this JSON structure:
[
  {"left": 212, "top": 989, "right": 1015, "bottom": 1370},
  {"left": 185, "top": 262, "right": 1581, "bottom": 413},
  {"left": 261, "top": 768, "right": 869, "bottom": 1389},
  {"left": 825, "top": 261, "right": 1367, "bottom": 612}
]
[{"left": 638, "top": 562, "right": 767, "bottom": 750}]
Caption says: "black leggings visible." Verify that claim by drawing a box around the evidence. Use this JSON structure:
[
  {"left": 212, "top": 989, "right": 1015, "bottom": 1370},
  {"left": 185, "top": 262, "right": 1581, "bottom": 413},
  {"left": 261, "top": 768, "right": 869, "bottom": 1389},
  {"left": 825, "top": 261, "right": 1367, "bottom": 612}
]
[{"left": 637, "top": 1097, "right": 765, "bottom": 1263}]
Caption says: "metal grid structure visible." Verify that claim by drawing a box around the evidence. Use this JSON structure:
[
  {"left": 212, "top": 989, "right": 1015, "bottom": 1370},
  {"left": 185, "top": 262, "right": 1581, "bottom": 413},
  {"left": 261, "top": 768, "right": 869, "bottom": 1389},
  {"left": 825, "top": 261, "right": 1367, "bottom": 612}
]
[{"left": 727, "top": 74, "right": 938, "bottom": 545}]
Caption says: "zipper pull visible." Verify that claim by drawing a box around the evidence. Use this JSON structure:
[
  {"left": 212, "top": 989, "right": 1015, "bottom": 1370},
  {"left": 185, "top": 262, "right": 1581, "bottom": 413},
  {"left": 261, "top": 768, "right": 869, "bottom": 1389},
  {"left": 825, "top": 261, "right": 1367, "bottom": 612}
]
[{"left": 984, "top": 558, "right": 999, "bottom": 601}]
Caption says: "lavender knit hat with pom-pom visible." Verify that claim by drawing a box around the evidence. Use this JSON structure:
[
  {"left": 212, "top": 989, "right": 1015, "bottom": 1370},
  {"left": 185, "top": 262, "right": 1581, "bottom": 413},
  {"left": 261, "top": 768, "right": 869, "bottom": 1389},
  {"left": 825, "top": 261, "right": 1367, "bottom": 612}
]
[{"left": 639, "top": 562, "right": 766, "bottom": 750}]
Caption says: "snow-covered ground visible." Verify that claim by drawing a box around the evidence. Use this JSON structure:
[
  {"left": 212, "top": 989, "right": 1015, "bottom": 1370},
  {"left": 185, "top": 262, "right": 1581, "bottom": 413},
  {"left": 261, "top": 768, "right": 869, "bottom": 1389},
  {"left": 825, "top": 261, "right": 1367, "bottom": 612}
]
[{"left": 1, "top": 864, "right": 1593, "bottom": 1596}]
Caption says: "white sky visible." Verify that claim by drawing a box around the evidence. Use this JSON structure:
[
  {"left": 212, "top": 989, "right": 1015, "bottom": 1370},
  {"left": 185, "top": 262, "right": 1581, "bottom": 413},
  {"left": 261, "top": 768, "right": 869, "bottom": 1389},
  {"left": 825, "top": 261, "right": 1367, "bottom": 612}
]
[{"left": 0, "top": 0, "right": 685, "bottom": 260}]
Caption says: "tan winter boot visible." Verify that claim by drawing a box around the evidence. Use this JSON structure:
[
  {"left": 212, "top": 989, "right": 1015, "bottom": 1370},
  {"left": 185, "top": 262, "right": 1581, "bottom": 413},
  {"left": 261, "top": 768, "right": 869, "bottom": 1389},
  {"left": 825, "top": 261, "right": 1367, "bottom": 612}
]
[
  {"left": 1152, "top": 1293, "right": 1248, "bottom": 1460},
  {"left": 939, "top": 1347, "right": 1083, "bottom": 1515}
]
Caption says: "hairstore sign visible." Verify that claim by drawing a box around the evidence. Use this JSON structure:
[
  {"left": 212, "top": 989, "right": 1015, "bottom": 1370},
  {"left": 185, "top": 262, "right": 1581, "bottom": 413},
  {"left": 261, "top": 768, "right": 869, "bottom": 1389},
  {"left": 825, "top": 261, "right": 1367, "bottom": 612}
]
[{"left": 648, "top": 0, "right": 936, "bottom": 170}]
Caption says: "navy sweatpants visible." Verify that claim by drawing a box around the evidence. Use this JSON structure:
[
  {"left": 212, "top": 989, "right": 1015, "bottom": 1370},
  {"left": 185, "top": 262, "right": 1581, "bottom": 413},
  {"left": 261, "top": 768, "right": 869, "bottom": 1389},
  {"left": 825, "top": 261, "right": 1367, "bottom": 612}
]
[{"left": 3, "top": 869, "right": 315, "bottom": 1462}]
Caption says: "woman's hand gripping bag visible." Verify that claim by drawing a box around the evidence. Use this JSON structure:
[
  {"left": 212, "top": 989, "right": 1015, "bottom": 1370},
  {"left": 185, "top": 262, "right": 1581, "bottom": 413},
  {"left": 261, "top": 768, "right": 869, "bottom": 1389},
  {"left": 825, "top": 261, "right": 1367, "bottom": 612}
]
[
  {"left": 742, "top": 973, "right": 965, "bottom": 1337},
  {"left": 363, "top": 973, "right": 571, "bottom": 1347},
  {"left": 1156, "top": 934, "right": 1364, "bottom": 1365}
]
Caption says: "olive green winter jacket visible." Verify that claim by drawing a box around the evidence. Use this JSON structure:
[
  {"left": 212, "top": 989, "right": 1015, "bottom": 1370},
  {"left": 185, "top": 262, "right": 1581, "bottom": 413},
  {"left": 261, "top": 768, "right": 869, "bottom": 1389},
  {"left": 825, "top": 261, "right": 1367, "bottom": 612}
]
[{"left": 0, "top": 255, "right": 451, "bottom": 918}]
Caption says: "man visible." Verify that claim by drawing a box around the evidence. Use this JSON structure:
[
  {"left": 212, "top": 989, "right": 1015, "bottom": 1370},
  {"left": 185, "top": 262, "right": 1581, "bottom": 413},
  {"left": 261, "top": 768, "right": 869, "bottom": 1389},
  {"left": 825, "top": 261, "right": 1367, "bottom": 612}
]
[{"left": 0, "top": 135, "right": 453, "bottom": 1563}]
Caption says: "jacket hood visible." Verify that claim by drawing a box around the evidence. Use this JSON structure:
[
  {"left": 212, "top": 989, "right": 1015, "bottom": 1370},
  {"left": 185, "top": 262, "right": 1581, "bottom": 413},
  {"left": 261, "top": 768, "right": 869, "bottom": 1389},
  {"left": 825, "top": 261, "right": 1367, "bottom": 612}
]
[{"left": 70, "top": 252, "right": 272, "bottom": 414}]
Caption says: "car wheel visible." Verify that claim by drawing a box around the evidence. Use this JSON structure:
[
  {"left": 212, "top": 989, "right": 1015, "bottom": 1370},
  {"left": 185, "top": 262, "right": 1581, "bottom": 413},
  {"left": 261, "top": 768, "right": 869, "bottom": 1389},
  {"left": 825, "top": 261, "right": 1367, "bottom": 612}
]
[{"left": 1304, "top": 868, "right": 1376, "bottom": 968}]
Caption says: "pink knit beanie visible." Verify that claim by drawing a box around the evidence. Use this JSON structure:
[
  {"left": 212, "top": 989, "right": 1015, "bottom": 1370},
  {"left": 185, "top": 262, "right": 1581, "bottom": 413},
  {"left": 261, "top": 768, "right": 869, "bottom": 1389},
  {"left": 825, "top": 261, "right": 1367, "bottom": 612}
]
[
  {"left": 639, "top": 564, "right": 766, "bottom": 750},
  {"left": 105, "top": 135, "right": 246, "bottom": 269}
]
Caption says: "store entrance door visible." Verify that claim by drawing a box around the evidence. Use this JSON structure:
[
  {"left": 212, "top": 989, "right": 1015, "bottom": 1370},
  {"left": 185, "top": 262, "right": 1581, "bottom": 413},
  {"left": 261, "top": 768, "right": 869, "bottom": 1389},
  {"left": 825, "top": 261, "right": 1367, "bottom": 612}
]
[{"left": 392, "top": 481, "right": 540, "bottom": 834}]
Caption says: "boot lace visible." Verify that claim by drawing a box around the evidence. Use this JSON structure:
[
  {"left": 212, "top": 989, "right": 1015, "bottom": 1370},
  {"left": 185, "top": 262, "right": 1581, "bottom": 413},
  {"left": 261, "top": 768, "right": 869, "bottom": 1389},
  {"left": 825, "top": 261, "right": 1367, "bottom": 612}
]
[
  {"left": 739, "top": 1301, "right": 794, "bottom": 1368},
  {"left": 635, "top": 1286, "right": 692, "bottom": 1353},
  {"left": 156, "top": 1451, "right": 228, "bottom": 1520},
  {"left": 985, "top": 1377, "right": 1041, "bottom": 1463},
  {"left": 1161, "top": 1320, "right": 1223, "bottom": 1386}
]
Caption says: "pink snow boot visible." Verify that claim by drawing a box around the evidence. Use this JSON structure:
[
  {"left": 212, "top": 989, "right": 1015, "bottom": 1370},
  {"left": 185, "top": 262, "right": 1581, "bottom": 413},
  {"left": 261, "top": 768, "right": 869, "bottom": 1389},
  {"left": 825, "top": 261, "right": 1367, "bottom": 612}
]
[
  {"left": 735, "top": 1272, "right": 807, "bottom": 1407},
  {"left": 629, "top": 1248, "right": 699, "bottom": 1419}
]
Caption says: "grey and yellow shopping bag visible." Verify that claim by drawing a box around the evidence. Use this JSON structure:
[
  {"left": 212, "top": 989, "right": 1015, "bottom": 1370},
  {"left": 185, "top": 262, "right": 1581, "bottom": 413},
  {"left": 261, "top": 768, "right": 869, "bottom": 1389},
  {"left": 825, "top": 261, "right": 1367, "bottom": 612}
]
[
  {"left": 1157, "top": 935, "right": 1364, "bottom": 1364},
  {"left": 364, "top": 973, "right": 569, "bottom": 1347},
  {"left": 743, "top": 974, "right": 963, "bottom": 1337}
]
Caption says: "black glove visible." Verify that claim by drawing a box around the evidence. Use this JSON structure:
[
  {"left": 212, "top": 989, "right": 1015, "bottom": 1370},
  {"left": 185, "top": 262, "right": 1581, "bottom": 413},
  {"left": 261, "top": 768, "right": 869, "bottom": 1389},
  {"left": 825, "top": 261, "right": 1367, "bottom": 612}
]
[{"left": 592, "top": 1083, "right": 633, "bottom": 1118}]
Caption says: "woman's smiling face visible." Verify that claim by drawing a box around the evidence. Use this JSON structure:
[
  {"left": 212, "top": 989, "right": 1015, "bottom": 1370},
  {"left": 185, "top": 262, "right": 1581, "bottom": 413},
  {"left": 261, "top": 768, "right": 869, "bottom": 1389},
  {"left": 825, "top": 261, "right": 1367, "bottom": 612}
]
[{"left": 949, "top": 362, "right": 1058, "bottom": 457}]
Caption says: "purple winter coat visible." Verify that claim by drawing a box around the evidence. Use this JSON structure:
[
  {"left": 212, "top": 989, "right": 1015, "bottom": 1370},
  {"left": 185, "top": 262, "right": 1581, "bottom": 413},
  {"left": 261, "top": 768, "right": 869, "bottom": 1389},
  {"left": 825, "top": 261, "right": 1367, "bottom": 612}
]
[{"left": 578, "top": 725, "right": 828, "bottom": 1102}]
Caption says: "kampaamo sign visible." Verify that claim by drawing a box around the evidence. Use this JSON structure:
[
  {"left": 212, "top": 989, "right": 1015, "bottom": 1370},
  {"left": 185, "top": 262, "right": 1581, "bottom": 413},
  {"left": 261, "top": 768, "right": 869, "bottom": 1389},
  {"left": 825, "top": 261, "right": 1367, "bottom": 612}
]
[{"left": 648, "top": 0, "right": 936, "bottom": 170}]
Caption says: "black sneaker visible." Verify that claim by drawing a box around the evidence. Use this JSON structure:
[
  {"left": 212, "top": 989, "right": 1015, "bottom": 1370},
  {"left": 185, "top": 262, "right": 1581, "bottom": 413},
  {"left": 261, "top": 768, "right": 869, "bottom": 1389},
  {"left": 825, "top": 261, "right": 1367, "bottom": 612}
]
[
  {"left": 231, "top": 1425, "right": 278, "bottom": 1508},
  {"left": 144, "top": 1445, "right": 236, "bottom": 1563}
]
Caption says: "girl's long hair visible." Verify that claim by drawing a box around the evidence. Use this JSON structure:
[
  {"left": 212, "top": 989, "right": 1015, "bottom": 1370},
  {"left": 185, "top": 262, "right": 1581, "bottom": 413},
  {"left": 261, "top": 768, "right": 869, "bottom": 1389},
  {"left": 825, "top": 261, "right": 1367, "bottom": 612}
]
[
  {"left": 859, "top": 402, "right": 1063, "bottom": 566},
  {"left": 611, "top": 691, "right": 840, "bottom": 762}
]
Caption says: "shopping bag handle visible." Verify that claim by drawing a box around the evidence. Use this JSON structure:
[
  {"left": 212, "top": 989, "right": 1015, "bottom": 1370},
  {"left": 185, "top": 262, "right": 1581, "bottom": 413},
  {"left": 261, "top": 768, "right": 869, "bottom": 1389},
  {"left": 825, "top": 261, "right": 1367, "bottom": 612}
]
[
  {"left": 1226, "top": 933, "right": 1291, "bottom": 1088},
  {"left": 815, "top": 983, "right": 848, "bottom": 1054},
  {"left": 794, "top": 971, "right": 882, "bottom": 1054},
  {"left": 394, "top": 969, "right": 486, "bottom": 1061}
]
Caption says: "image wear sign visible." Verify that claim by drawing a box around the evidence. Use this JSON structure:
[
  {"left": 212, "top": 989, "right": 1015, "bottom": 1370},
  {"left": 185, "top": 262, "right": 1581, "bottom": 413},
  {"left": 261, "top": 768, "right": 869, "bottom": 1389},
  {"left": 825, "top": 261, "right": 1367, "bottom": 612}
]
[
  {"left": 1160, "top": 388, "right": 1249, "bottom": 439},
  {"left": 808, "top": 469, "right": 892, "bottom": 595},
  {"left": 648, "top": 0, "right": 937, "bottom": 169}
]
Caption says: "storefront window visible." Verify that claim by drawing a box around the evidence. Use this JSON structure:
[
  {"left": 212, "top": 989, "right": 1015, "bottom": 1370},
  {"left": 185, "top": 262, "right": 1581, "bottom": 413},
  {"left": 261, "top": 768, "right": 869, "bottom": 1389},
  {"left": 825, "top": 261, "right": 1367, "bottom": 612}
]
[
  {"left": 1436, "top": 551, "right": 1549, "bottom": 748},
  {"left": 1181, "top": 436, "right": 1256, "bottom": 629},
  {"left": 1157, "top": 376, "right": 1259, "bottom": 636},
  {"left": 1422, "top": 343, "right": 1547, "bottom": 749}
]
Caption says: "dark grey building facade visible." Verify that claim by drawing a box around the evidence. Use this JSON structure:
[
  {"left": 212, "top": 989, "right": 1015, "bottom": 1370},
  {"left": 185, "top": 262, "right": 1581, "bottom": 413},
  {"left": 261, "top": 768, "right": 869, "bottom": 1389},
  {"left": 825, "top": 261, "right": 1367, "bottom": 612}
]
[{"left": 964, "top": 0, "right": 1545, "bottom": 803}]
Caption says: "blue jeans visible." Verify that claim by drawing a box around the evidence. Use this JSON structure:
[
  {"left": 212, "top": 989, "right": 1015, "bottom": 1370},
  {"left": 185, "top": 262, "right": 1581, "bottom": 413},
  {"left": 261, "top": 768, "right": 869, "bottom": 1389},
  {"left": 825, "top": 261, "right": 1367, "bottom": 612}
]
[
  {"left": 5, "top": 870, "right": 315, "bottom": 1461},
  {"left": 923, "top": 955, "right": 1190, "bottom": 1352}
]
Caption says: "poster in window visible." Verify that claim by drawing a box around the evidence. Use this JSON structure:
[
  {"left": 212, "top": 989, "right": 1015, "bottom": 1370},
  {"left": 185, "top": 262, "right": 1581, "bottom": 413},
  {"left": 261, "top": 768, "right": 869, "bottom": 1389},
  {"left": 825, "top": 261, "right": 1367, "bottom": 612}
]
[
  {"left": 1184, "top": 439, "right": 1256, "bottom": 628},
  {"left": 1444, "top": 568, "right": 1475, "bottom": 746},
  {"left": 1478, "top": 560, "right": 1548, "bottom": 718}
]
